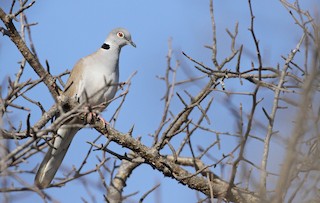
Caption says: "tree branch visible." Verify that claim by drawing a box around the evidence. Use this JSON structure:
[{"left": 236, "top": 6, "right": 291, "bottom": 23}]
[
  {"left": 91, "top": 117, "right": 261, "bottom": 203},
  {"left": 0, "top": 7, "right": 61, "bottom": 102}
]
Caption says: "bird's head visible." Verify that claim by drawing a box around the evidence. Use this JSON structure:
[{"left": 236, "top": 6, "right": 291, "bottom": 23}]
[{"left": 106, "top": 27, "right": 136, "bottom": 48}]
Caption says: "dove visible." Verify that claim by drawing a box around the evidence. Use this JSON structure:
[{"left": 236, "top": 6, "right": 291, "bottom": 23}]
[{"left": 35, "top": 28, "right": 136, "bottom": 188}]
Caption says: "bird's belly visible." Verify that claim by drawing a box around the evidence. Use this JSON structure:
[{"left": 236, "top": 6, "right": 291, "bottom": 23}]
[{"left": 81, "top": 70, "right": 118, "bottom": 108}]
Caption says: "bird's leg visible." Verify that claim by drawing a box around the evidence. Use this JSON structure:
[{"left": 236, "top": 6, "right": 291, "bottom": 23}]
[
  {"left": 89, "top": 112, "right": 109, "bottom": 130},
  {"left": 83, "top": 105, "right": 109, "bottom": 127},
  {"left": 95, "top": 113, "right": 109, "bottom": 126}
]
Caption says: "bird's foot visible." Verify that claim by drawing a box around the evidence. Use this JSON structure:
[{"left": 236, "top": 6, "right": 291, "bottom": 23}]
[
  {"left": 96, "top": 114, "right": 109, "bottom": 126},
  {"left": 85, "top": 111, "right": 109, "bottom": 127}
]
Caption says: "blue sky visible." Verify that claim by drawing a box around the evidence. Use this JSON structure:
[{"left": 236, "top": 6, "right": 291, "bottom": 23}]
[{"left": 1, "top": 0, "right": 319, "bottom": 202}]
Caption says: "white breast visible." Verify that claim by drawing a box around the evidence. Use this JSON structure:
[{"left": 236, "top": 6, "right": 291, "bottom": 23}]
[{"left": 77, "top": 51, "right": 119, "bottom": 109}]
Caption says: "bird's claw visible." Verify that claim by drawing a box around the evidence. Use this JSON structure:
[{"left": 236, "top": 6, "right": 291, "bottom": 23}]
[{"left": 85, "top": 111, "right": 109, "bottom": 128}]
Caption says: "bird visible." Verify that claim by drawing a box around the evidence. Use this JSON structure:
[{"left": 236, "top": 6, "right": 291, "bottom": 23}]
[{"left": 35, "top": 27, "right": 136, "bottom": 188}]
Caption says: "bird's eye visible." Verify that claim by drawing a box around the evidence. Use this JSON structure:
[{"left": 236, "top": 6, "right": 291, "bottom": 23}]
[{"left": 117, "top": 32, "right": 124, "bottom": 38}]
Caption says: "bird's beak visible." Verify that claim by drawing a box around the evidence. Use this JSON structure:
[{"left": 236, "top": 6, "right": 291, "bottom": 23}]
[{"left": 129, "top": 40, "right": 136, "bottom": 48}]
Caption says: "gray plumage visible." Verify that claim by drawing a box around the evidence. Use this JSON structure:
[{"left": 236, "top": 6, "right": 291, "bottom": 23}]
[{"left": 35, "top": 28, "right": 135, "bottom": 188}]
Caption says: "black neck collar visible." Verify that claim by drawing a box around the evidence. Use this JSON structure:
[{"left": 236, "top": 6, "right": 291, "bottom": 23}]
[{"left": 101, "top": 43, "right": 110, "bottom": 50}]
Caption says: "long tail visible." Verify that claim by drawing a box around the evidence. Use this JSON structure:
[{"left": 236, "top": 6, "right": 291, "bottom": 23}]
[{"left": 35, "top": 126, "right": 79, "bottom": 188}]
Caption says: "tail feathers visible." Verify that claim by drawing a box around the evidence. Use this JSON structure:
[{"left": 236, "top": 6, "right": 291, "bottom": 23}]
[{"left": 35, "top": 126, "right": 79, "bottom": 188}]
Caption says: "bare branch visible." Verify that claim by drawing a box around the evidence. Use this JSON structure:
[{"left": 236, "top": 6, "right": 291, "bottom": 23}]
[
  {"left": 0, "top": 7, "right": 61, "bottom": 101},
  {"left": 260, "top": 33, "right": 305, "bottom": 197},
  {"left": 248, "top": 0, "right": 263, "bottom": 80},
  {"left": 139, "top": 183, "right": 160, "bottom": 203}
]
